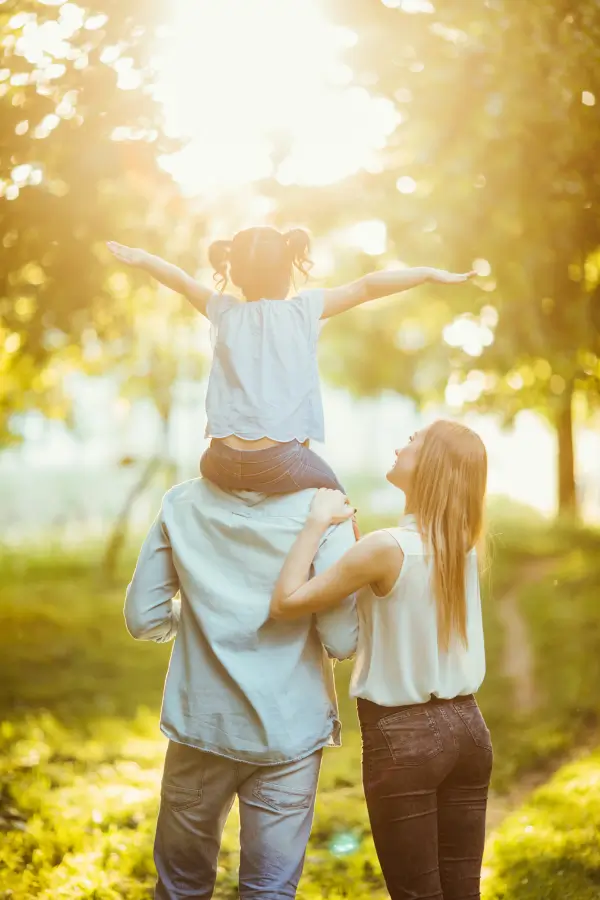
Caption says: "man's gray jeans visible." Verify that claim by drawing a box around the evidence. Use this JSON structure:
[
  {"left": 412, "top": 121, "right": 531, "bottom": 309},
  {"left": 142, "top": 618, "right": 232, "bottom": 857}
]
[{"left": 154, "top": 740, "right": 323, "bottom": 899}]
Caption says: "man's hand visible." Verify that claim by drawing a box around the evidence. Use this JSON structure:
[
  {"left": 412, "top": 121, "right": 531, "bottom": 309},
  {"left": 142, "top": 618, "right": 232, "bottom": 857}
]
[
  {"left": 308, "top": 489, "right": 356, "bottom": 528},
  {"left": 107, "top": 241, "right": 147, "bottom": 268},
  {"left": 428, "top": 268, "right": 476, "bottom": 285}
]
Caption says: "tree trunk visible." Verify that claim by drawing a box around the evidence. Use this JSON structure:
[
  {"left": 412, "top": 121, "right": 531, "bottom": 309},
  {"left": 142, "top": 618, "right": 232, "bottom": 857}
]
[
  {"left": 102, "top": 456, "right": 162, "bottom": 579},
  {"left": 556, "top": 383, "right": 577, "bottom": 518},
  {"left": 102, "top": 392, "right": 173, "bottom": 580}
]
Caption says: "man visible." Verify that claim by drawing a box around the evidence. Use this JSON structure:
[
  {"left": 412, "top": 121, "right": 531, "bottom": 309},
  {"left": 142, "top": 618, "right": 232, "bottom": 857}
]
[{"left": 125, "top": 478, "right": 358, "bottom": 899}]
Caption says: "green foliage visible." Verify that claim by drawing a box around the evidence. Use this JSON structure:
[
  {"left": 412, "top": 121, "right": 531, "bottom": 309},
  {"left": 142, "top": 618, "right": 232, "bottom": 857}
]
[
  {"left": 288, "top": 0, "right": 600, "bottom": 512},
  {"left": 483, "top": 750, "right": 600, "bottom": 899},
  {"left": 317, "top": 0, "right": 600, "bottom": 406},
  {"left": 0, "top": 713, "right": 163, "bottom": 899},
  {"left": 0, "top": 551, "right": 168, "bottom": 720},
  {"left": 0, "top": 712, "right": 384, "bottom": 900},
  {"left": 0, "top": 1, "right": 206, "bottom": 445},
  {"left": 477, "top": 517, "right": 600, "bottom": 789}
]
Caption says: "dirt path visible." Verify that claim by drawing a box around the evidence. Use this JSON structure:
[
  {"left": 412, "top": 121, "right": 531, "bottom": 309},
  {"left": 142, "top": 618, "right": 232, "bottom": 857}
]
[
  {"left": 496, "top": 556, "right": 559, "bottom": 714},
  {"left": 484, "top": 555, "right": 562, "bottom": 834},
  {"left": 485, "top": 769, "right": 548, "bottom": 834}
]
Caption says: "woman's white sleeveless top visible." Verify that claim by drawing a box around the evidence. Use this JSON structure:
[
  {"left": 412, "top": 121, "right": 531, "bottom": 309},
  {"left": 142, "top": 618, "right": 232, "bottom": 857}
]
[{"left": 350, "top": 515, "right": 486, "bottom": 706}]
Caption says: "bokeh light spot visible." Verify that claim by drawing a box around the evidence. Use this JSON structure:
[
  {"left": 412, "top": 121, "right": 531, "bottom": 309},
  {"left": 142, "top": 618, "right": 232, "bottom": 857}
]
[
  {"left": 473, "top": 258, "right": 492, "bottom": 277},
  {"left": 328, "top": 831, "right": 360, "bottom": 856},
  {"left": 396, "top": 175, "right": 417, "bottom": 194}
]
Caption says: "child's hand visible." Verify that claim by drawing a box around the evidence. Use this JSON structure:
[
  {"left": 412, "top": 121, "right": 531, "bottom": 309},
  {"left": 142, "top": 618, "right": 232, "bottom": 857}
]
[
  {"left": 308, "top": 489, "right": 356, "bottom": 527},
  {"left": 429, "top": 268, "right": 476, "bottom": 285},
  {"left": 107, "top": 241, "right": 146, "bottom": 267}
]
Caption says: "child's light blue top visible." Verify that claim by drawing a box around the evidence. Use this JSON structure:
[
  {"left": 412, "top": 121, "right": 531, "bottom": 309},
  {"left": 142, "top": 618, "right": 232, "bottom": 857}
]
[{"left": 205, "top": 289, "right": 325, "bottom": 442}]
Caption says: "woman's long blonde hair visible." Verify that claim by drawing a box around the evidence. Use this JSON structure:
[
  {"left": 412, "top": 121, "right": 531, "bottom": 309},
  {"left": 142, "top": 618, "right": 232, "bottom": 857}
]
[{"left": 408, "top": 421, "right": 487, "bottom": 652}]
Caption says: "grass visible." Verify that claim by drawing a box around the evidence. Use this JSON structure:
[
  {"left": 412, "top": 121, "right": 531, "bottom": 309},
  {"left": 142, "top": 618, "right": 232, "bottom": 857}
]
[
  {"left": 483, "top": 749, "right": 600, "bottom": 899},
  {"left": 0, "top": 548, "right": 382, "bottom": 899},
  {"left": 1, "top": 505, "right": 600, "bottom": 897},
  {"left": 477, "top": 518, "right": 600, "bottom": 788}
]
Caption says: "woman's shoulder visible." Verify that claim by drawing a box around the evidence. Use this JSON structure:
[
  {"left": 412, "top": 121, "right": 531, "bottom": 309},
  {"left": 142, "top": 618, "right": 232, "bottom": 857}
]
[
  {"left": 382, "top": 524, "right": 425, "bottom": 556},
  {"left": 356, "top": 529, "right": 406, "bottom": 563}
]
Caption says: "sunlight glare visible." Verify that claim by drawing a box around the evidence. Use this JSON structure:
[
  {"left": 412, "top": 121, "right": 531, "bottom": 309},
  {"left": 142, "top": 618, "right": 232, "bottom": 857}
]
[
  {"left": 155, "top": 0, "right": 397, "bottom": 194},
  {"left": 343, "top": 219, "right": 387, "bottom": 255},
  {"left": 443, "top": 315, "right": 495, "bottom": 357},
  {"left": 401, "top": 0, "right": 435, "bottom": 13}
]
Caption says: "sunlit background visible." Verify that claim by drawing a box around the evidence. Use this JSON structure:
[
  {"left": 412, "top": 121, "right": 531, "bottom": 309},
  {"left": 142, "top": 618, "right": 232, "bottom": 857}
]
[
  {"left": 3, "top": 2, "right": 600, "bottom": 899},
  {"left": 1, "top": 0, "right": 599, "bottom": 543},
  {"left": 155, "top": 0, "right": 397, "bottom": 193}
]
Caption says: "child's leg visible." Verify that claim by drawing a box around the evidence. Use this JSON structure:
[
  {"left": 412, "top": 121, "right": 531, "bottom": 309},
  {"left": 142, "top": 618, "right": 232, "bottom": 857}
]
[
  {"left": 291, "top": 447, "right": 361, "bottom": 540},
  {"left": 201, "top": 441, "right": 361, "bottom": 538},
  {"left": 289, "top": 445, "right": 344, "bottom": 492},
  {"left": 200, "top": 440, "right": 344, "bottom": 493},
  {"left": 200, "top": 440, "right": 308, "bottom": 494}
]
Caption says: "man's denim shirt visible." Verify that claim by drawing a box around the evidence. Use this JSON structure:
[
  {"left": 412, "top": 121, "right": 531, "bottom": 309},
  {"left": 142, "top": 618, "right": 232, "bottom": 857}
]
[{"left": 125, "top": 479, "right": 358, "bottom": 765}]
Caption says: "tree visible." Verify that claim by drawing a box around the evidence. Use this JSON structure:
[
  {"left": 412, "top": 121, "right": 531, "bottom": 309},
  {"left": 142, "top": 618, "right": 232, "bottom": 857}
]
[
  {"left": 101, "top": 284, "right": 207, "bottom": 577},
  {"left": 277, "top": 0, "right": 600, "bottom": 516},
  {"left": 0, "top": 0, "right": 205, "bottom": 444},
  {"left": 394, "top": 0, "right": 600, "bottom": 516}
]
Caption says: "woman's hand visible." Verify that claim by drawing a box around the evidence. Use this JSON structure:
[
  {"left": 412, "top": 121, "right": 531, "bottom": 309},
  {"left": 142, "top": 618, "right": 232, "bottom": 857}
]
[
  {"left": 428, "top": 268, "right": 476, "bottom": 285},
  {"left": 308, "top": 489, "right": 356, "bottom": 528},
  {"left": 107, "top": 241, "right": 147, "bottom": 267}
]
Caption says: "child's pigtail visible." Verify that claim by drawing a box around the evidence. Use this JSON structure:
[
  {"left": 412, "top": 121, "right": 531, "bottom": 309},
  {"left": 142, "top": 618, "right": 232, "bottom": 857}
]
[
  {"left": 208, "top": 240, "right": 233, "bottom": 292},
  {"left": 284, "top": 229, "right": 313, "bottom": 278}
]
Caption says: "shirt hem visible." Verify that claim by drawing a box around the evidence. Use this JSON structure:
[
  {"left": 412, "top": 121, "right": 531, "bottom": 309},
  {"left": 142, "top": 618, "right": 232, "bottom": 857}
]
[
  {"left": 205, "top": 430, "right": 325, "bottom": 443},
  {"left": 159, "top": 722, "right": 341, "bottom": 767},
  {"left": 350, "top": 686, "right": 485, "bottom": 705}
]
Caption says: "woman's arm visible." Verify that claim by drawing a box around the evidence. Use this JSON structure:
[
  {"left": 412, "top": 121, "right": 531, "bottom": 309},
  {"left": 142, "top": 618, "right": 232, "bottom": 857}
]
[
  {"left": 321, "top": 266, "right": 475, "bottom": 319},
  {"left": 270, "top": 490, "right": 402, "bottom": 620},
  {"left": 107, "top": 242, "right": 213, "bottom": 316}
]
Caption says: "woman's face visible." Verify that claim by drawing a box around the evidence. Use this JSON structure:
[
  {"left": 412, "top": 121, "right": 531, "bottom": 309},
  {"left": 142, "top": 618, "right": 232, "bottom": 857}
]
[{"left": 387, "top": 429, "right": 427, "bottom": 491}]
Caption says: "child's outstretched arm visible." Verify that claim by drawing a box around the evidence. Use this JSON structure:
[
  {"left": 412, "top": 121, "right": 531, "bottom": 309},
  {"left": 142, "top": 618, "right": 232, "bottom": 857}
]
[
  {"left": 321, "top": 266, "right": 476, "bottom": 319},
  {"left": 107, "top": 242, "right": 212, "bottom": 317}
]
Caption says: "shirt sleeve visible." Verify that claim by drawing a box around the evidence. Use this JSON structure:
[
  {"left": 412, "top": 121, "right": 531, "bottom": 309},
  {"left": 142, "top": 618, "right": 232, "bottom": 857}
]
[
  {"left": 296, "top": 289, "right": 325, "bottom": 340},
  {"left": 124, "top": 495, "right": 181, "bottom": 643},
  {"left": 206, "top": 292, "right": 237, "bottom": 325},
  {"left": 312, "top": 518, "right": 359, "bottom": 660}
]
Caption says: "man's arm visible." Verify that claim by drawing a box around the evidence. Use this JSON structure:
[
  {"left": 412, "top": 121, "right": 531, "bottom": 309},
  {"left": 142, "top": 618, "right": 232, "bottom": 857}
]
[
  {"left": 321, "top": 266, "right": 475, "bottom": 319},
  {"left": 124, "top": 504, "right": 181, "bottom": 643},
  {"left": 107, "top": 242, "right": 212, "bottom": 316},
  {"left": 311, "top": 519, "right": 359, "bottom": 660}
]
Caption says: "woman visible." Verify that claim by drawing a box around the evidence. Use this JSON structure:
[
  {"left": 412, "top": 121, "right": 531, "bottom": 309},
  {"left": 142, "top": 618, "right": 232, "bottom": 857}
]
[{"left": 271, "top": 420, "right": 492, "bottom": 900}]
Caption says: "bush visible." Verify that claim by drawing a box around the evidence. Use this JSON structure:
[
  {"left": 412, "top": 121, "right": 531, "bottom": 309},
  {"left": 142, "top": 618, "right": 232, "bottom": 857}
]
[{"left": 483, "top": 750, "right": 600, "bottom": 900}]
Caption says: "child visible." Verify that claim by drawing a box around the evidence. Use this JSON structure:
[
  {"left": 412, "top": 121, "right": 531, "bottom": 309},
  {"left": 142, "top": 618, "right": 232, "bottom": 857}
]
[{"left": 108, "top": 227, "right": 474, "bottom": 494}]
